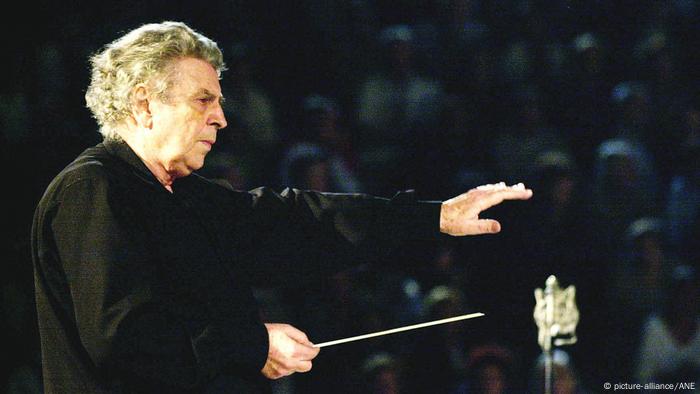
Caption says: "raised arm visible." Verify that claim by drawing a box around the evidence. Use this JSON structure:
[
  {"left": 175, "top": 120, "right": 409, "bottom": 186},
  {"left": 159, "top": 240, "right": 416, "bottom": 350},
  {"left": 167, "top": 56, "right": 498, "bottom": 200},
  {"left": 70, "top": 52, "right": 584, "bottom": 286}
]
[{"left": 233, "top": 183, "right": 531, "bottom": 287}]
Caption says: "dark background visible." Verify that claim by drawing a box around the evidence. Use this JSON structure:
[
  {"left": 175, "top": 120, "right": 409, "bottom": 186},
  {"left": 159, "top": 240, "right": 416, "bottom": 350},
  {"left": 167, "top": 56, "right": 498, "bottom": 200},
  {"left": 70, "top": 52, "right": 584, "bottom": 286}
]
[{"left": 3, "top": 1, "right": 700, "bottom": 393}]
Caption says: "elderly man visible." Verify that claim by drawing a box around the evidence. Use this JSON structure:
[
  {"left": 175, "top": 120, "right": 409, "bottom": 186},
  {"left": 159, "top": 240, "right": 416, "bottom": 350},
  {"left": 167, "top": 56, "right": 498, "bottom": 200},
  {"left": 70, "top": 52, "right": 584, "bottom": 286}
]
[{"left": 31, "top": 21, "right": 532, "bottom": 393}]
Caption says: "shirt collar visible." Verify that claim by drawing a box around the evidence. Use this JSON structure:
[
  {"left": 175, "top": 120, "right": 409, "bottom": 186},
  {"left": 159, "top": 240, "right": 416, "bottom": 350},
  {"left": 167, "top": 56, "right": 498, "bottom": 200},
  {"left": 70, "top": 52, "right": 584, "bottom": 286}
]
[
  {"left": 103, "top": 138, "right": 163, "bottom": 187},
  {"left": 102, "top": 138, "right": 199, "bottom": 192}
]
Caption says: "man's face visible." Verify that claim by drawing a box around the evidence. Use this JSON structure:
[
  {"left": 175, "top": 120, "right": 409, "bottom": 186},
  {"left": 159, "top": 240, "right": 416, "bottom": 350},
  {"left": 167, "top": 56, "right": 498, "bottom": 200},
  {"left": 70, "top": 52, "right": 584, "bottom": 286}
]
[{"left": 147, "top": 57, "right": 227, "bottom": 178}]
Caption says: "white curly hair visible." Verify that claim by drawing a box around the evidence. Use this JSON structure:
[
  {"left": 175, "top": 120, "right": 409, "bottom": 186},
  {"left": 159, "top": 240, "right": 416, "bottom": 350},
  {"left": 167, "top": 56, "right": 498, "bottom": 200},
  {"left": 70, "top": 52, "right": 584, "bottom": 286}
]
[{"left": 85, "top": 21, "right": 226, "bottom": 140}]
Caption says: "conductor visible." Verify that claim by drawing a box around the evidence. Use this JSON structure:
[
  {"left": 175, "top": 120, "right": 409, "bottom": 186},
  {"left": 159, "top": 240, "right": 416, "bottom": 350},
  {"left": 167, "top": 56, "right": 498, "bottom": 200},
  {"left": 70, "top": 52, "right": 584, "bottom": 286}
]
[{"left": 31, "top": 21, "right": 533, "bottom": 393}]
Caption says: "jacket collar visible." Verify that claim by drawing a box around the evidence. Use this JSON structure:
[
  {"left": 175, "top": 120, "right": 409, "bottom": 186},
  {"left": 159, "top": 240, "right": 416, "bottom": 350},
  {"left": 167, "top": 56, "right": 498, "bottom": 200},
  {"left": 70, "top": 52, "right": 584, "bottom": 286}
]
[
  {"left": 102, "top": 138, "right": 199, "bottom": 192},
  {"left": 103, "top": 138, "right": 163, "bottom": 187}
]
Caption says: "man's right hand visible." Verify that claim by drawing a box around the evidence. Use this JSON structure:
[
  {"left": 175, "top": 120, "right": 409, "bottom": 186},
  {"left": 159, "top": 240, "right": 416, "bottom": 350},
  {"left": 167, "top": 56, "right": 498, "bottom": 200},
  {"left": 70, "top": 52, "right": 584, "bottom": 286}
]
[{"left": 261, "top": 323, "right": 320, "bottom": 379}]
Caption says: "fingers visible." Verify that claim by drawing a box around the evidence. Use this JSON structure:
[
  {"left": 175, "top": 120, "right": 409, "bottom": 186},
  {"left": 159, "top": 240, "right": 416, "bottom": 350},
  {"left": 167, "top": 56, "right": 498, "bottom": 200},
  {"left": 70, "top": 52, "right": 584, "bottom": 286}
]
[
  {"left": 296, "top": 360, "right": 313, "bottom": 373},
  {"left": 278, "top": 324, "right": 319, "bottom": 359},
  {"left": 261, "top": 323, "right": 320, "bottom": 380},
  {"left": 280, "top": 324, "right": 314, "bottom": 346},
  {"left": 264, "top": 352, "right": 315, "bottom": 378},
  {"left": 450, "top": 219, "right": 501, "bottom": 236},
  {"left": 475, "top": 183, "right": 533, "bottom": 201},
  {"left": 293, "top": 341, "right": 320, "bottom": 361},
  {"left": 477, "top": 219, "right": 501, "bottom": 234},
  {"left": 476, "top": 181, "right": 525, "bottom": 191},
  {"left": 262, "top": 359, "right": 308, "bottom": 379},
  {"left": 446, "top": 183, "right": 532, "bottom": 216},
  {"left": 474, "top": 186, "right": 533, "bottom": 212}
]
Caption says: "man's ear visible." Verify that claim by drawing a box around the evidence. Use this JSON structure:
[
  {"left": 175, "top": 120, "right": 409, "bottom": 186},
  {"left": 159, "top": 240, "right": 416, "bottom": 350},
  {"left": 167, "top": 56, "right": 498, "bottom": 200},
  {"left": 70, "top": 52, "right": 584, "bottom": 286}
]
[{"left": 132, "top": 84, "right": 153, "bottom": 129}]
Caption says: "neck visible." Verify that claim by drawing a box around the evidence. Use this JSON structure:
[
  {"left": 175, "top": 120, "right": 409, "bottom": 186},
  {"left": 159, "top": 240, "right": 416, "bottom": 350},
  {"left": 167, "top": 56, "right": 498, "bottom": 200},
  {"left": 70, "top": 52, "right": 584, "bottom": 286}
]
[
  {"left": 117, "top": 125, "right": 176, "bottom": 193},
  {"left": 140, "top": 156, "right": 175, "bottom": 193}
]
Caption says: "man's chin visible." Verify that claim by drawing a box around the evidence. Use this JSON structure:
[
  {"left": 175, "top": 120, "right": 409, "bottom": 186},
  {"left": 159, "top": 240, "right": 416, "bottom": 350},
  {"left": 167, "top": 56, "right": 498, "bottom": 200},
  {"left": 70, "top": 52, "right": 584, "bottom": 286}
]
[
  {"left": 188, "top": 158, "right": 207, "bottom": 173},
  {"left": 168, "top": 162, "right": 202, "bottom": 179}
]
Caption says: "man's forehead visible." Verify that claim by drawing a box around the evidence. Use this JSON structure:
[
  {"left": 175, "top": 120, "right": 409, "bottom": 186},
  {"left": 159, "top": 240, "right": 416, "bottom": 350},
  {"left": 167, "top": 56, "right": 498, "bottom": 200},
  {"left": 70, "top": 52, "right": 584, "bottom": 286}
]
[{"left": 170, "top": 57, "right": 222, "bottom": 95}]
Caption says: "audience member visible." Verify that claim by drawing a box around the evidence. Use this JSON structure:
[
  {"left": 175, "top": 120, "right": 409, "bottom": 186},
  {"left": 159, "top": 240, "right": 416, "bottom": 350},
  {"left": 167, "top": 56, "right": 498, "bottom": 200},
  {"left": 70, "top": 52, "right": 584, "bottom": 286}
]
[
  {"left": 607, "top": 217, "right": 672, "bottom": 381},
  {"left": 222, "top": 42, "right": 281, "bottom": 152},
  {"left": 279, "top": 94, "right": 363, "bottom": 192},
  {"left": 217, "top": 42, "right": 282, "bottom": 186},
  {"left": 414, "top": 240, "right": 468, "bottom": 292},
  {"left": 455, "top": 342, "right": 518, "bottom": 394},
  {"left": 360, "top": 352, "right": 403, "bottom": 394},
  {"left": 560, "top": 32, "right": 615, "bottom": 171},
  {"left": 490, "top": 85, "right": 569, "bottom": 183},
  {"left": 608, "top": 81, "right": 658, "bottom": 155},
  {"left": 355, "top": 24, "right": 444, "bottom": 194},
  {"left": 590, "top": 137, "right": 659, "bottom": 254},
  {"left": 665, "top": 102, "right": 700, "bottom": 263},
  {"left": 635, "top": 265, "right": 700, "bottom": 385},
  {"left": 633, "top": 29, "right": 690, "bottom": 183}
]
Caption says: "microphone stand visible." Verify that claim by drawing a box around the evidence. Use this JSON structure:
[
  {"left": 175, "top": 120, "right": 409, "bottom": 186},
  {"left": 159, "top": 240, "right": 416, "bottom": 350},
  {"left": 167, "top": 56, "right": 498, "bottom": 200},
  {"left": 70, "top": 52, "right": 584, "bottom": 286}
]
[{"left": 534, "top": 275, "right": 580, "bottom": 394}]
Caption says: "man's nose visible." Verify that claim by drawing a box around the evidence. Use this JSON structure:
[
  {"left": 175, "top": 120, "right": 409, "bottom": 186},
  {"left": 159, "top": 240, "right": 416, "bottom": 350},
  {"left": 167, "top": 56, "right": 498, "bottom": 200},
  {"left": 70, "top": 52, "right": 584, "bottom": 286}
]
[{"left": 210, "top": 103, "right": 227, "bottom": 129}]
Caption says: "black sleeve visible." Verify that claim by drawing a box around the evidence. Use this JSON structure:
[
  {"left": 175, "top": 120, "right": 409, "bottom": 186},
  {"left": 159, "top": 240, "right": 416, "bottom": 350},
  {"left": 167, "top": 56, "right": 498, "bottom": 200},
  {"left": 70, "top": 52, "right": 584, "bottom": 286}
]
[
  {"left": 49, "top": 176, "right": 268, "bottom": 389},
  {"left": 235, "top": 187, "right": 444, "bottom": 287}
]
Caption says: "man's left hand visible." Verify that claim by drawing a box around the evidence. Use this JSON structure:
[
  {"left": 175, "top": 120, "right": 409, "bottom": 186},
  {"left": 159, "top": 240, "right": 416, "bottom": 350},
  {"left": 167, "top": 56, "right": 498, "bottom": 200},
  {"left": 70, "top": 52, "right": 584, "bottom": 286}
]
[{"left": 440, "top": 182, "right": 533, "bottom": 236}]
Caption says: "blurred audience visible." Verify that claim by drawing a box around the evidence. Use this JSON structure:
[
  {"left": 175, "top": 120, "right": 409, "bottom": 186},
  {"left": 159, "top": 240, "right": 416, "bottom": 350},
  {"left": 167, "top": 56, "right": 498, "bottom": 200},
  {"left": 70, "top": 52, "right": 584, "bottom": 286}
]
[
  {"left": 608, "top": 217, "right": 673, "bottom": 380},
  {"left": 633, "top": 29, "right": 690, "bottom": 183},
  {"left": 218, "top": 42, "right": 283, "bottom": 187},
  {"left": 360, "top": 352, "right": 403, "bottom": 394},
  {"left": 512, "top": 150, "right": 600, "bottom": 299},
  {"left": 635, "top": 264, "right": 700, "bottom": 385},
  {"left": 414, "top": 93, "right": 495, "bottom": 199},
  {"left": 590, "top": 137, "right": 660, "bottom": 254},
  {"left": 560, "top": 32, "right": 614, "bottom": 171},
  {"left": 414, "top": 240, "right": 468, "bottom": 292},
  {"left": 355, "top": 24, "right": 444, "bottom": 194},
  {"left": 279, "top": 94, "right": 363, "bottom": 192},
  {"left": 455, "top": 342, "right": 518, "bottom": 394},
  {"left": 490, "top": 86, "right": 569, "bottom": 183},
  {"left": 406, "top": 285, "right": 472, "bottom": 393},
  {"left": 222, "top": 42, "right": 281, "bottom": 152},
  {"left": 665, "top": 102, "right": 700, "bottom": 263},
  {"left": 8, "top": 2, "right": 700, "bottom": 392}
]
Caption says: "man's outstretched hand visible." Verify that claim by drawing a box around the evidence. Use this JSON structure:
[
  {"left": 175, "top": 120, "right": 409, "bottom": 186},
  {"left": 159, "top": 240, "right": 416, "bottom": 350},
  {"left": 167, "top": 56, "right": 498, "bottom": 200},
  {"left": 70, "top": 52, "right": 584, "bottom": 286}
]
[
  {"left": 261, "top": 323, "right": 320, "bottom": 380},
  {"left": 440, "top": 182, "right": 533, "bottom": 236}
]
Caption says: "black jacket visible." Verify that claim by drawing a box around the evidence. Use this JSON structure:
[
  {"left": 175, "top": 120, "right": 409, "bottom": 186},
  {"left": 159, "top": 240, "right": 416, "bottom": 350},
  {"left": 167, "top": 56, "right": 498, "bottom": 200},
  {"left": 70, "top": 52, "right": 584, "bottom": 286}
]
[{"left": 31, "top": 139, "right": 441, "bottom": 393}]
